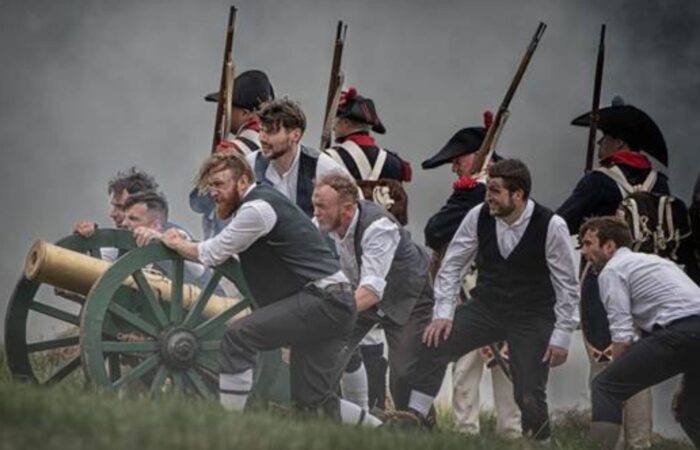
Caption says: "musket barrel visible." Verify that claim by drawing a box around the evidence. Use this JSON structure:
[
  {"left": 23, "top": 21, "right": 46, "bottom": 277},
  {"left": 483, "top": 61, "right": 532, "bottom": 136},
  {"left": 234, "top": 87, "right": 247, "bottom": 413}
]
[
  {"left": 473, "top": 22, "right": 547, "bottom": 175},
  {"left": 24, "top": 240, "right": 244, "bottom": 319},
  {"left": 211, "top": 5, "right": 238, "bottom": 153},
  {"left": 585, "top": 24, "right": 606, "bottom": 172}
]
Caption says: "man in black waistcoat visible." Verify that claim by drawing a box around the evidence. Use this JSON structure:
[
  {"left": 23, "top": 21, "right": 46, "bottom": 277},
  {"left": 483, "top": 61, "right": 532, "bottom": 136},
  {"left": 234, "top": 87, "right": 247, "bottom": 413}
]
[
  {"left": 159, "top": 153, "right": 380, "bottom": 425},
  {"left": 400, "top": 159, "right": 580, "bottom": 442},
  {"left": 422, "top": 122, "right": 520, "bottom": 438}
]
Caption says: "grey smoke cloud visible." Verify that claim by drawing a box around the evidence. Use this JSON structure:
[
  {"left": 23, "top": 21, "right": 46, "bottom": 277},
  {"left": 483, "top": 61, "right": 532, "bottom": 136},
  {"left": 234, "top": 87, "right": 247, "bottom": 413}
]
[{"left": 1, "top": 0, "right": 698, "bottom": 439}]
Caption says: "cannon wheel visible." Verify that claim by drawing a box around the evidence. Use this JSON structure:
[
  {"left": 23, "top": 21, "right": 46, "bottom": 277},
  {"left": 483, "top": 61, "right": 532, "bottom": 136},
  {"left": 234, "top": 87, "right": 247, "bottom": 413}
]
[
  {"left": 4, "top": 229, "right": 136, "bottom": 385},
  {"left": 79, "top": 241, "right": 290, "bottom": 404}
]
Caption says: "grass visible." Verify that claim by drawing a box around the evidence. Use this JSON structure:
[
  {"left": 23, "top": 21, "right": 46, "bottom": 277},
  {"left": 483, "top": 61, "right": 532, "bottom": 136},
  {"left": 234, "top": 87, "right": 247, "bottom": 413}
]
[{"left": 0, "top": 350, "right": 693, "bottom": 450}]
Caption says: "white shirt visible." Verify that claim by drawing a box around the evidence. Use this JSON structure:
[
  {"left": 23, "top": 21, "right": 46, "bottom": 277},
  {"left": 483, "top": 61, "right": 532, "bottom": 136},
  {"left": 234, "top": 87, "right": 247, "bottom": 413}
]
[
  {"left": 325, "top": 207, "right": 401, "bottom": 299},
  {"left": 433, "top": 200, "right": 580, "bottom": 349},
  {"left": 598, "top": 247, "right": 700, "bottom": 343},
  {"left": 198, "top": 185, "right": 348, "bottom": 287},
  {"left": 245, "top": 145, "right": 346, "bottom": 204}
]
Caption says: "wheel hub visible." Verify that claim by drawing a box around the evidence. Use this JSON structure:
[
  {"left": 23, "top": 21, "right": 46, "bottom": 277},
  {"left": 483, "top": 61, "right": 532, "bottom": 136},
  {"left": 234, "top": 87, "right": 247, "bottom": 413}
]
[{"left": 160, "top": 328, "right": 199, "bottom": 369}]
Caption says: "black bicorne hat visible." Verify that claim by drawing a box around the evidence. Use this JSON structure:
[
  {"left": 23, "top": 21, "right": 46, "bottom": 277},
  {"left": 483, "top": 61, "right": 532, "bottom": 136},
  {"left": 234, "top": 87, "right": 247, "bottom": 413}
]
[
  {"left": 422, "top": 127, "right": 487, "bottom": 169},
  {"left": 571, "top": 103, "right": 668, "bottom": 166},
  {"left": 336, "top": 87, "right": 386, "bottom": 134},
  {"left": 204, "top": 70, "right": 275, "bottom": 111}
]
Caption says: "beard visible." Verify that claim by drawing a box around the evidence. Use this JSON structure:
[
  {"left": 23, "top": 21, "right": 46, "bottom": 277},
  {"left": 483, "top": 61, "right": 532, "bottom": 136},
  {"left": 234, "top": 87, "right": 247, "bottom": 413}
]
[
  {"left": 590, "top": 255, "right": 609, "bottom": 273},
  {"left": 319, "top": 214, "right": 343, "bottom": 234},
  {"left": 487, "top": 198, "right": 516, "bottom": 217},
  {"left": 215, "top": 189, "right": 241, "bottom": 220},
  {"left": 261, "top": 136, "right": 294, "bottom": 160}
]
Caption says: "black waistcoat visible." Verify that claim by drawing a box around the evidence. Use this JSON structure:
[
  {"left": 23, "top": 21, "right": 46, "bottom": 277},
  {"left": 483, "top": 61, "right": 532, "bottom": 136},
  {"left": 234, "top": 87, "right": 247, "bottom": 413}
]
[{"left": 471, "top": 202, "right": 556, "bottom": 311}]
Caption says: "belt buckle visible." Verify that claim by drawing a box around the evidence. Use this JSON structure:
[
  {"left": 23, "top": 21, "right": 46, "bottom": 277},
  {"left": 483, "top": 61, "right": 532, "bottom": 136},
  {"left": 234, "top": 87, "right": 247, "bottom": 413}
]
[{"left": 326, "top": 282, "right": 351, "bottom": 294}]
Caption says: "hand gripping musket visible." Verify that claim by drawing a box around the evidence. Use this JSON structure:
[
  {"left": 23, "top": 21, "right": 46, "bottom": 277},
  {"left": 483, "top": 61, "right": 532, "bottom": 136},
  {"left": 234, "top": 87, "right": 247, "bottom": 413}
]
[
  {"left": 584, "top": 24, "right": 606, "bottom": 172},
  {"left": 471, "top": 22, "right": 547, "bottom": 177},
  {"left": 320, "top": 21, "right": 348, "bottom": 150},
  {"left": 211, "top": 6, "right": 238, "bottom": 153}
]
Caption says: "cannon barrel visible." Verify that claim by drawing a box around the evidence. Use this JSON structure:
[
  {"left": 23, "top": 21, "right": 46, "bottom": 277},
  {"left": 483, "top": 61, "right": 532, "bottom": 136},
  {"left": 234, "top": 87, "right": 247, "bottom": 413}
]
[{"left": 24, "top": 240, "right": 244, "bottom": 319}]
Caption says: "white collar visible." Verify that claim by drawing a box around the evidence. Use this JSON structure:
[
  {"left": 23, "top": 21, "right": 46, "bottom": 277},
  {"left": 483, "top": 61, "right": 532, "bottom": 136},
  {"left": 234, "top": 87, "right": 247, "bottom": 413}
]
[
  {"left": 495, "top": 199, "right": 534, "bottom": 229},
  {"left": 273, "top": 144, "right": 301, "bottom": 179}
]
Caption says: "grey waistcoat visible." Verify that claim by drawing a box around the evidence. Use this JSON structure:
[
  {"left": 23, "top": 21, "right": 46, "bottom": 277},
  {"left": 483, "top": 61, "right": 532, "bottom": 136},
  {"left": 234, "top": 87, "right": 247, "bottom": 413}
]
[
  {"left": 239, "top": 184, "right": 340, "bottom": 307},
  {"left": 353, "top": 200, "right": 432, "bottom": 325}
]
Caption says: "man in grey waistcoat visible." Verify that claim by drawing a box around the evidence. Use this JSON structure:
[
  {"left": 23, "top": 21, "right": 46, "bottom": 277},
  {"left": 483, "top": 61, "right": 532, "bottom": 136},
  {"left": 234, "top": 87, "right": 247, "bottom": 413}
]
[
  {"left": 246, "top": 98, "right": 345, "bottom": 218},
  {"left": 159, "top": 153, "right": 381, "bottom": 426},
  {"left": 312, "top": 172, "right": 434, "bottom": 410}
]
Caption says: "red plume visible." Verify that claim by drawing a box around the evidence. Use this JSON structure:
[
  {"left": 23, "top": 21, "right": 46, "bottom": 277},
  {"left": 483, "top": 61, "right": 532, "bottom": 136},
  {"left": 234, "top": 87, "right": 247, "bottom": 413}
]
[
  {"left": 339, "top": 86, "right": 357, "bottom": 106},
  {"left": 483, "top": 110, "right": 494, "bottom": 130}
]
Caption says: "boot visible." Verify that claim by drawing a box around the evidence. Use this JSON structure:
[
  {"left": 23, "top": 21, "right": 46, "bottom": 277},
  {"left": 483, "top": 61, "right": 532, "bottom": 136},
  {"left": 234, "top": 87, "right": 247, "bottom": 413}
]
[{"left": 590, "top": 421, "right": 622, "bottom": 450}]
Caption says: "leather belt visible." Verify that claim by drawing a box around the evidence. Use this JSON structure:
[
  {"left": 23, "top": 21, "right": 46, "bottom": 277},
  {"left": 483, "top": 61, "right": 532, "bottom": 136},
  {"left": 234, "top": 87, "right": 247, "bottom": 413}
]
[{"left": 321, "top": 282, "right": 353, "bottom": 294}]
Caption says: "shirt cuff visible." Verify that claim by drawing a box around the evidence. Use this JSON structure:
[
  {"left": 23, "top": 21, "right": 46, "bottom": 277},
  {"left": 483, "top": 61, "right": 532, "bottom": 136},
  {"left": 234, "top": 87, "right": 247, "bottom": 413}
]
[
  {"left": 611, "top": 329, "right": 638, "bottom": 343},
  {"left": 549, "top": 328, "right": 572, "bottom": 349},
  {"left": 197, "top": 241, "right": 215, "bottom": 268},
  {"left": 359, "top": 275, "right": 387, "bottom": 299},
  {"left": 433, "top": 301, "right": 457, "bottom": 321}
]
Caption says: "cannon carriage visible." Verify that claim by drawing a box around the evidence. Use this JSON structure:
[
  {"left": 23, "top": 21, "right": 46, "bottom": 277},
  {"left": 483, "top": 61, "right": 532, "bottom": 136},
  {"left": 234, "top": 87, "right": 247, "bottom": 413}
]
[{"left": 4, "top": 229, "right": 289, "bottom": 405}]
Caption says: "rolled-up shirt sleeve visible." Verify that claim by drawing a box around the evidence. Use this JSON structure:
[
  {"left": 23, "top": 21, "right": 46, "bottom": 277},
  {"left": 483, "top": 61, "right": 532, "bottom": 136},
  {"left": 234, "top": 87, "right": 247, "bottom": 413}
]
[
  {"left": 598, "top": 266, "right": 637, "bottom": 343},
  {"left": 433, "top": 204, "right": 482, "bottom": 321},
  {"left": 197, "top": 200, "right": 276, "bottom": 267},
  {"left": 359, "top": 218, "right": 401, "bottom": 299},
  {"left": 545, "top": 215, "right": 581, "bottom": 349}
]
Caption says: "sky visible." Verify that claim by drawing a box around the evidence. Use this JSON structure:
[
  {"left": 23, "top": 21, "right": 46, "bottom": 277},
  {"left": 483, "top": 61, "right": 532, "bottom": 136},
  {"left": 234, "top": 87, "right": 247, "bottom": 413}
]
[{"left": 1, "top": 0, "right": 699, "bottom": 439}]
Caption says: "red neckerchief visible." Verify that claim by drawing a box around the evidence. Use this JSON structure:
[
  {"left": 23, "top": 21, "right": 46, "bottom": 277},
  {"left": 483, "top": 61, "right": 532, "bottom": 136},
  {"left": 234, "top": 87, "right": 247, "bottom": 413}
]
[
  {"left": 602, "top": 150, "right": 651, "bottom": 170},
  {"left": 215, "top": 139, "right": 237, "bottom": 153},
  {"left": 241, "top": 117, "right": 261, "bottom": 133},
  {"left": 338, "top": 132, "right": 376, "bottom": 147},
  {"left": 453, "top": 176, "right": 479, "bottom": 190}
]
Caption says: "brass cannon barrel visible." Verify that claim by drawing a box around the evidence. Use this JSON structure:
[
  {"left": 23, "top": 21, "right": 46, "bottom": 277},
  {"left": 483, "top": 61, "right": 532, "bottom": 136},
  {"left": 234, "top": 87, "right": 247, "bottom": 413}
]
[{"left": 24, "top": 240, "right": 245, "bottom": 319}]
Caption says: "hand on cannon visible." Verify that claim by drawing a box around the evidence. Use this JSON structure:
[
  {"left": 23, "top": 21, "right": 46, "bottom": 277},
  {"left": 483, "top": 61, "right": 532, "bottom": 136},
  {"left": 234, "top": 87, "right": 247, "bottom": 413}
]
[
  {"left": 73, "top": 220, "right": 98, "bottom": 238},
  {"left": 133, "top": 226, "right": 163, "bottom": 247}
]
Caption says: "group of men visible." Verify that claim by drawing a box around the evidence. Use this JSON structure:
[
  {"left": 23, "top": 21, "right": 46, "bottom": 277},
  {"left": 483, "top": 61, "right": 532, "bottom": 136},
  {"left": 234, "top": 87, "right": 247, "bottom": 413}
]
[{"left": 75, "top": 68, "right": 700, "bottom": 449}]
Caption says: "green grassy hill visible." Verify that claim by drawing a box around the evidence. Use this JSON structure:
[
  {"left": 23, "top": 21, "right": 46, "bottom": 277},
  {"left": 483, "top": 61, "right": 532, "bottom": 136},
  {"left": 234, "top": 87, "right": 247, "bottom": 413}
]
[{"left": 0, "top": 351, "right": 692, "bottom": 450}]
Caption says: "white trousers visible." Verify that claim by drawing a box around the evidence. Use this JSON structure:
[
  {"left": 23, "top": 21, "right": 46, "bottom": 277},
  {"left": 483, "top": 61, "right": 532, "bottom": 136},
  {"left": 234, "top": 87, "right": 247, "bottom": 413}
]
[{"left": 452, "top": 349, "right": 522, "bottom": 438}]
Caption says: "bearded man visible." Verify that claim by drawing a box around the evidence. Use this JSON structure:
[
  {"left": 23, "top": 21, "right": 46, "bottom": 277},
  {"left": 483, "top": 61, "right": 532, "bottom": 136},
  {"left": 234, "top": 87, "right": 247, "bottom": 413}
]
[
  {"left": 158, "top": 153, "right": 381, "bottom": 426},
  {"left": 400, "top": 159, "right": 580, "bottom": 443}
]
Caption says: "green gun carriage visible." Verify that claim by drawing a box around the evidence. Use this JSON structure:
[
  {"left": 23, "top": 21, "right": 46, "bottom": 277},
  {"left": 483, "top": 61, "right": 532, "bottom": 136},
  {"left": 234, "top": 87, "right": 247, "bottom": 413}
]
[{"left": 4, "top": 229, "right": 289, "bottom": 405}]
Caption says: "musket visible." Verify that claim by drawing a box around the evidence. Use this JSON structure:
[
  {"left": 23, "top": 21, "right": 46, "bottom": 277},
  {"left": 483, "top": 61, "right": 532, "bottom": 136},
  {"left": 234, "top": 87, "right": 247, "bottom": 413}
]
[
  {"left": 320, "top": 21, "right": 348, "bottom": 150},
  {"left": 471, "top": 22, "right": 547, "bottom": 176},
  {"left": 488, "top": 344, "right": 512, "bottom": 381},
  {"left": 585, "top": 24, "right": 606, "bottom": 172},
  {"left": 211, "top": 6, "right": 238, "bottom": 153}
]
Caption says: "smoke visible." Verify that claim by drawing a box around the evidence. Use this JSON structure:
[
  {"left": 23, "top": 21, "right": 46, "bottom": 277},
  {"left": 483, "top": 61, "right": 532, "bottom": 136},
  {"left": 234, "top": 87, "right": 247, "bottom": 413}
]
[{"left": 1, "top": 0, "right": 698, "bottom": 439}]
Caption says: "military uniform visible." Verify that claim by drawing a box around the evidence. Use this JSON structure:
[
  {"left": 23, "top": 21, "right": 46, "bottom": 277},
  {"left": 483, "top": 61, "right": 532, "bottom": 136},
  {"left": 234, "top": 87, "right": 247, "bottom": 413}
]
[
  {"left": 325, "top": 88, "right": 411, "bottom": 225},
  {"left": 190, "top": 70, "right": 274, "bottom": 239},
  {"left": 558, "top": 103, "right": 697, "bottom": 449}
]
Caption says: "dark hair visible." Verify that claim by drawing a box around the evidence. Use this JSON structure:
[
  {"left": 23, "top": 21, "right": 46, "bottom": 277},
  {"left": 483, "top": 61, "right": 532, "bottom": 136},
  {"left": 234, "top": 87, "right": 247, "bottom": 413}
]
[
  {"left": 108, "top": 167, "right": 158, "bottom": 195},
  {"left": 579, "top": 216, "right": 632, "bottom": 248},
  {"left": 315, "top": 173, "right": 360, "bottom": 203},
  {"left": 487, "top": 159, "right": 531, "bottom": 198},
  {"left": 257, "top": 98, "right": 306, "bottom": 133},
  {"left": 123, "top": 190, "right": 169, "bottom": 222},
  {"left": 195, "top": 153, "right": 254, "bottom": 191}
]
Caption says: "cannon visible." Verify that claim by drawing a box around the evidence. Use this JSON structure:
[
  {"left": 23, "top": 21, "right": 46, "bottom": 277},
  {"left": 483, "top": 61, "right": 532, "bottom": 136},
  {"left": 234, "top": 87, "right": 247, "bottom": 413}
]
[{"left": 4, "top": 229, "right": 289, "bottom": 404}]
